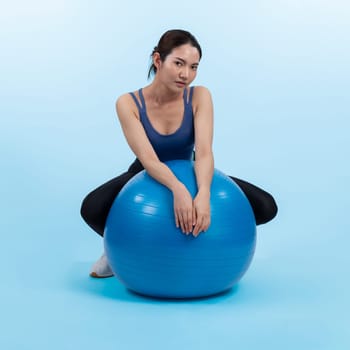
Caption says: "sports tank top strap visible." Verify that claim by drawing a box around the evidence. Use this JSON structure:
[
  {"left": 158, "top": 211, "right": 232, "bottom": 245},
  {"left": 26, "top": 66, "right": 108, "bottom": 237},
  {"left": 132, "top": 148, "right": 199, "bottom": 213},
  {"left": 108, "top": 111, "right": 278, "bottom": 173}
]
[
  {"left": 183, "top": 86, "right": 195, "bottom": 106},
  {"left": 138, "top": 88, "right": 146, "bottom": 110},
  {"left": 129, "top": 89, "right": 144, "bottom": 111},
  {"left": 131, "top": 87, "right": 194, "bottom": 109}
]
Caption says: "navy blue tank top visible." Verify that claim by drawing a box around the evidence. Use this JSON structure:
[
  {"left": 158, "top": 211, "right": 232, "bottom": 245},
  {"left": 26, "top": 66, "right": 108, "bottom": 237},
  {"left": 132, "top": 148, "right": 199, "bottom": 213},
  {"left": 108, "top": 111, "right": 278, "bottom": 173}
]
[{"left": 129, "top": 87, "right": 195, "bottom": 162}]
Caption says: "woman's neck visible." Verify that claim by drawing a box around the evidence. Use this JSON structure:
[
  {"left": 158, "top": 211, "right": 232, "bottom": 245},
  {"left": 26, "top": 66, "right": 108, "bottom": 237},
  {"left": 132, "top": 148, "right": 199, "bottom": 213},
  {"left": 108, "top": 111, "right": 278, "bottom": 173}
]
[{"left": 144, "top": 81, "right": 183, "bottom": 106}]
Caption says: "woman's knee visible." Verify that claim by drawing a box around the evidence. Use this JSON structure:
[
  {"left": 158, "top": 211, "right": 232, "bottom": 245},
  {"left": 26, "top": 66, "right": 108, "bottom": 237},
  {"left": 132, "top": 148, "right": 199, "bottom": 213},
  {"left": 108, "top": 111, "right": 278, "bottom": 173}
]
[
  {"left": 80, "top": 192, "right": 106, "bottom": 236},
  {"left": 80, "top": 191, "right": 100, "bottom": 226},
  {"left": 80, "top": 171, "right": 138, "bottom": 235},
  {"left": 256, "top": 193, "right": 278, "bottom": 225}
]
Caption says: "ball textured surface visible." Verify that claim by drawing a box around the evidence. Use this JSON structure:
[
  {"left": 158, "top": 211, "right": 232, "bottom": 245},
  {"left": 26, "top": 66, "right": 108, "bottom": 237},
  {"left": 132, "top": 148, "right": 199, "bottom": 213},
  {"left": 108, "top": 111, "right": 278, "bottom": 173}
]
[{"left": 104, "top": 160, "right": 256, "bottom": 299}]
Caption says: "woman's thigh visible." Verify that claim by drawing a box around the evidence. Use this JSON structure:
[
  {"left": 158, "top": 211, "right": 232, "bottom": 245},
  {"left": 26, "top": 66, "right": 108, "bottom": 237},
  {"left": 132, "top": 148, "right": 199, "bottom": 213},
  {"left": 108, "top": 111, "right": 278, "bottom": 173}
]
[{"left": 80, "top": 171, "right": 136, "bottom": 235}]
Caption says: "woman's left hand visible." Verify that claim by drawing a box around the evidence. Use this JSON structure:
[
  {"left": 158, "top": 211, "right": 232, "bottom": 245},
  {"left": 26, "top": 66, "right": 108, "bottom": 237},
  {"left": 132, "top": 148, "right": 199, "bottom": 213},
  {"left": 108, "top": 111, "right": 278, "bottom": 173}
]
[{"left": 192, "top": 191, "right": 211, "bottom": 237}]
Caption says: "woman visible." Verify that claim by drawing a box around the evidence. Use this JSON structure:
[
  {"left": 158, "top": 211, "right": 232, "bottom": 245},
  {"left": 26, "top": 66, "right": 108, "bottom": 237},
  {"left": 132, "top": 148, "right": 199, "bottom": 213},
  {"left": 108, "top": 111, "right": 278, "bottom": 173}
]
[{"left": 81, "top": 29, "right": 278, "bottom": 278}]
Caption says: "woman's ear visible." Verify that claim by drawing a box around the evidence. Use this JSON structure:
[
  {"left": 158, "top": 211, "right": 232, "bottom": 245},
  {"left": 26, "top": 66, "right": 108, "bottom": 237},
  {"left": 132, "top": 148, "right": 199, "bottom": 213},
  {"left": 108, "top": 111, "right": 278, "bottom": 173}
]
[{"left": 153, "top": 52, "right": 162, "bottom": 71}]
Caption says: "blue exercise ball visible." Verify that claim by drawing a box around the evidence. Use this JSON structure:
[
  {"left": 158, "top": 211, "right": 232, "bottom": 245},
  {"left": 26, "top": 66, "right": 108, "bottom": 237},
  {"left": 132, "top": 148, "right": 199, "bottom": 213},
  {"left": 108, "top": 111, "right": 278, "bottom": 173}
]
[{"left": 104, "top": 160, "right": 256, "bottom": 299}]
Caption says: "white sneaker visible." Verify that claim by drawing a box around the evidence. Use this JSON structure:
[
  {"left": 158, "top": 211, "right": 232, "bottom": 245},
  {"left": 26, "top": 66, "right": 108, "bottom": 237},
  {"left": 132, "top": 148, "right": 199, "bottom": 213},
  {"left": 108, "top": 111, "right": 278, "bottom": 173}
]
[{"left": 90, "top": 253, "right": 114, "bottom": 278}]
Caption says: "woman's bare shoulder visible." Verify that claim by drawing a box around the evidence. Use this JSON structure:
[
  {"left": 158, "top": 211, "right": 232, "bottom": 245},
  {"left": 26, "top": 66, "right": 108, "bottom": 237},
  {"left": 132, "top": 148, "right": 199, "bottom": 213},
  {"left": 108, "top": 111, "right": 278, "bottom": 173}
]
[
  {"left": 116, "top": 92, "right": 134, "bottom": 106},
  {"left": 115, "top": 92, "right": 139, "bottom": 119},
  {"left": 193, "top": 85, "right": 211, "bottom": 93},
  {"left": 192, "top": 86, "right": 213, "bottom": 111}
]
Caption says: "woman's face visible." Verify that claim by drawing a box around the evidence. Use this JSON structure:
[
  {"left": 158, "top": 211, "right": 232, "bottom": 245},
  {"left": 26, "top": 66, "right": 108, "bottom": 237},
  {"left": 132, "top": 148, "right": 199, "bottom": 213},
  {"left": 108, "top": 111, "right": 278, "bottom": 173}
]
[{"left": 155, "top": 44, "right": 200, "bottom": 91}]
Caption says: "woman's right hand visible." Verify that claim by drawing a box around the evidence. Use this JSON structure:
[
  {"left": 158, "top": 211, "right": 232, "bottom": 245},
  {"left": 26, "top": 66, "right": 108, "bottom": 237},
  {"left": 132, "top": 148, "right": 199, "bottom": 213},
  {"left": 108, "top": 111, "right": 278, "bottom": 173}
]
[{"left": 172, "top": 183, "right": 195, "bottom": 235}]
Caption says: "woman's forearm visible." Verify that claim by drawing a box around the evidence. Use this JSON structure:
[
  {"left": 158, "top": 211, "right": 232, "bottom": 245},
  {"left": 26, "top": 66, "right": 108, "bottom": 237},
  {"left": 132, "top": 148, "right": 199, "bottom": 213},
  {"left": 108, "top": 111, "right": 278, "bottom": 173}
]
[
  {"left": 194, "top": 151, "right": 214, "bottom": 195},
  {"left": 142, "top": 159, "right": 183, "bottom": 193}
]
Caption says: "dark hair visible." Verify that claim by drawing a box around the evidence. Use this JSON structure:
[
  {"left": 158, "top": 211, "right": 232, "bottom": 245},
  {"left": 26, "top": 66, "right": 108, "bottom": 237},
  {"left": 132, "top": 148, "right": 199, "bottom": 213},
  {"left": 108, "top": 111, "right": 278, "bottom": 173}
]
[{"left": 148, "top": 29, "right": 202, "bottom": 79}]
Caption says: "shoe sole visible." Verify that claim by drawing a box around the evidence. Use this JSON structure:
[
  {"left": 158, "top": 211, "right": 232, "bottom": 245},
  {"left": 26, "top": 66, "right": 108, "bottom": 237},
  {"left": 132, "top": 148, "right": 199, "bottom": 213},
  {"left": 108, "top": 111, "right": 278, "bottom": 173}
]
[{"left": 89, "top": 272, "right": 114, "bottom": 278}]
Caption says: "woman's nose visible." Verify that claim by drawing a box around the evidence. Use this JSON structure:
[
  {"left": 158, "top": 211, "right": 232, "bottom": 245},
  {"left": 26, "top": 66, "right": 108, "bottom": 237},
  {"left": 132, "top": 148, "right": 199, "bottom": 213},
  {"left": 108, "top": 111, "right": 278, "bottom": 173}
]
[{"left": 179, "top": 67, "right": 189, "bottom": 80}]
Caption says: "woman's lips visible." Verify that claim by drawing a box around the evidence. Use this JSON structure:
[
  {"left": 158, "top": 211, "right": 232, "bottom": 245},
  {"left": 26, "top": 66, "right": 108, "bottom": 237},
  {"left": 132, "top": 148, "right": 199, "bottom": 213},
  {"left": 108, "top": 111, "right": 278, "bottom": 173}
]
[{"left": 175, "top": 81, "right": 186, "bottom": 87}]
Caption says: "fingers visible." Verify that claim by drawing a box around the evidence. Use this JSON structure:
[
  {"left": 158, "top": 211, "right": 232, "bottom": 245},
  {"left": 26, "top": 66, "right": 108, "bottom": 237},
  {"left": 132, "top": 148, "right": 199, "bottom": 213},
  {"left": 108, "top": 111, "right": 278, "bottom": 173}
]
[
  {"left": 192, "top": 214, "right": 210, "bottom": 237},
  {"left": 175, "top": 208, "right": 193, "bottom": 234},
  {"left": 174, "top": 203, "right": 211, "bottom": 236}
]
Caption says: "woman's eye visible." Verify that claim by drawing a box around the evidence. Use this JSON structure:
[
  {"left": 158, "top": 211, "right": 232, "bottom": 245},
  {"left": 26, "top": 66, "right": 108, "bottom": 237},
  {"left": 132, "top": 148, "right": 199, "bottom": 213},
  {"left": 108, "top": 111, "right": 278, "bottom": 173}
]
[{"left": 175, "top": 61, "right": 183, "bottom": 66}]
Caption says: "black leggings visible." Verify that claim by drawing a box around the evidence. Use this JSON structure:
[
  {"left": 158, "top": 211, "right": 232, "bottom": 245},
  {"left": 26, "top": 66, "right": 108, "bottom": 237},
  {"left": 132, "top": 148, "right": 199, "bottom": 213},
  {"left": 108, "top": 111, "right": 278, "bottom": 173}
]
[{"left": 80, "top": 159, "right": 278, "bottom": 236}]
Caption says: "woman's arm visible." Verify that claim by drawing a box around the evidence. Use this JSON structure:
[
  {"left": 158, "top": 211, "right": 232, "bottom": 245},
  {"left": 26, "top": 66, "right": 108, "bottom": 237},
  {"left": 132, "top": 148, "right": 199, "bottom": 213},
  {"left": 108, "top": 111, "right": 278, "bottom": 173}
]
[
  {"left": 192, "top": 86, "right": 214, "bottom": 236},
  {"left": 116, "top": 94, "right": 194, "bottom": 234}
]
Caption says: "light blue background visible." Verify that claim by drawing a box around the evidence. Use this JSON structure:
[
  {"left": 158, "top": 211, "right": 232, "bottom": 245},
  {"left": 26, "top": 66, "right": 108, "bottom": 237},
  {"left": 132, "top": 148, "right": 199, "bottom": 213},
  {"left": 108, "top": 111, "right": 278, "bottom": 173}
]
[{"left": 1, "top": 1, "right": 349, "bottom": 349}]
